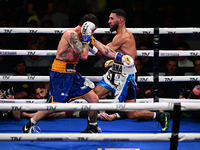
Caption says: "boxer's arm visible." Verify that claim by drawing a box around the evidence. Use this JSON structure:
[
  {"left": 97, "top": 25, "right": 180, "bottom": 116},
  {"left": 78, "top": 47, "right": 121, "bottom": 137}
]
[
  {"left": 94, "top": 40, "right": 116, "bottom": 58},
  {"left": 67, "top": 31, "right": 89, "bottom": 60},
  {"left": 95, "top": 39, "right": 134, "bottom": 67}
]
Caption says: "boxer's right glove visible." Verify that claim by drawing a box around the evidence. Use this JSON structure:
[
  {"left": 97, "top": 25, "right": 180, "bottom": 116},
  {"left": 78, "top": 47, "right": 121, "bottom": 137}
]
[
  {"left": 81, "top": 21, "right": 95, "bottom": 43},
  {"left": 115, "top": 52, "right": 134, "bottom": 68}
]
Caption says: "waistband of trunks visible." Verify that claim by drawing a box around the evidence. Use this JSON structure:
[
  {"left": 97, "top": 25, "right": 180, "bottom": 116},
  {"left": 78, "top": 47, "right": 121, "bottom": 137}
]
[
  {"left": 51, "top": 59, "right": 78, "bottom": 73},
  {"left": 112, "top": 62, "right": 136, "bottom": 74}
]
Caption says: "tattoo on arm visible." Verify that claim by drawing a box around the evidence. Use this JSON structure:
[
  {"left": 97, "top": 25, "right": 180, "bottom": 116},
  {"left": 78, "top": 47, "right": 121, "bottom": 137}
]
[
  {"left": 70, "top": 32, "right": 83, "bottom": 56},
  {"left": 109, "top": 47, "right": 116, "bottom": 53},
  {"left": 104, "top": 47, "right": 116, "bottom": 55}
]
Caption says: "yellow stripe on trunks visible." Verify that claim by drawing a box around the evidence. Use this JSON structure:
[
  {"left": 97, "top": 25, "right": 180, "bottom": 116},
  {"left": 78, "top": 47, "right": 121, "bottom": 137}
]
[{"left": 51, "top": 59, "right": 78, "bottom": 73}]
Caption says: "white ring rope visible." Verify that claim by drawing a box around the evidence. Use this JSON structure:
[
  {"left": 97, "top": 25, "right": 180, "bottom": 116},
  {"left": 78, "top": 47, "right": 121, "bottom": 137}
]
[
  {"left": 0, "top": 28, "right": 154, "bottom": 34},
  {"left": 1, "top": 98, "right": 200, "bottom": 104},
  {"left": 0, "top": 102, "right": 200, "bottom": 111},
  {"left": 159, "top": 28, "right": 200, "bottom": 34},
  {"left": 1, "top": 27, "right": 200, "bottom": 34},
  {"left": 0, "top": 75, "right": 200, "bottom": 82},
  {"left": 0, "top": 133, "right": 199, "bottom": 141},
  {"left": 1, "top": 50, "right": 200, "bottom": 57},
  {"left": 0, "top": 49, "right": 154, "bottom": 56}
]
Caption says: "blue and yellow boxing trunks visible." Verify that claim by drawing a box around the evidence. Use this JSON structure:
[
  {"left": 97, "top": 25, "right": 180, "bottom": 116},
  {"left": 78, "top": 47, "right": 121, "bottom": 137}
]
[{"left": 46, "top": 59, "right": 93, "bottom": 103}]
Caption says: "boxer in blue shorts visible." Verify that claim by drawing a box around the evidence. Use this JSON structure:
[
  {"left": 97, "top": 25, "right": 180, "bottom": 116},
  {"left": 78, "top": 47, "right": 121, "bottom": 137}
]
[
  {"left": 46, "top": 59, "right": 94, "bottom": 103},
  {"left": 22, "top": 13, "right": 134, "bottom": 135},
  {"left": 22, "top": 13, "right": 102, "bottom": 134},
  {"left": 90, "top": 9, "right": 170, "bottom": 132}
]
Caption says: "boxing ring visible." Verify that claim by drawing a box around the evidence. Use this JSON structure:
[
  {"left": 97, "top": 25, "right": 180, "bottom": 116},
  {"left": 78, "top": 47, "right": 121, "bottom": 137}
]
[{"left": 0, "top": 27, "right": 200, "bottom": 150}]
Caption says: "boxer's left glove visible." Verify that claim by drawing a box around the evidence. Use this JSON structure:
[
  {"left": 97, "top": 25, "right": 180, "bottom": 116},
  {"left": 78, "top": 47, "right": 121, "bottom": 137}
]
[
  {"left": 81, "top": 21, "right": 95, "bottom": 43},
  {"left": 115, "top": 52, "right": 134, "bottom": 68}
]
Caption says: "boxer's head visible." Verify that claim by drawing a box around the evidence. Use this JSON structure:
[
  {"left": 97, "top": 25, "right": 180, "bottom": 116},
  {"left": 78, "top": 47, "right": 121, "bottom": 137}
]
[
  {"left": 109, "top": 9, "right": 127, "bottom": 32},
  {"left": 79, "top": 13, "right": 99, "bottom": 27}
]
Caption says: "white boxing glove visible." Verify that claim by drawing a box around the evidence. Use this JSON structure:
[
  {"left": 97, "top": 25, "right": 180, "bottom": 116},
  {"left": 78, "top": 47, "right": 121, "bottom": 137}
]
[
  {"left": 115, "top": 52, "right": 134, "bottom": 68},
  {"left": 81, "top": 21, "right": 95, "bottom": 43}
]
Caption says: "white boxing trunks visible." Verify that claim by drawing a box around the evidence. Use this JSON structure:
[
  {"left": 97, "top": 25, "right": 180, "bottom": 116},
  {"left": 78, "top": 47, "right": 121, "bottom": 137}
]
[{"left": 97, "top": 62, "right": 137, "bottom": 103}]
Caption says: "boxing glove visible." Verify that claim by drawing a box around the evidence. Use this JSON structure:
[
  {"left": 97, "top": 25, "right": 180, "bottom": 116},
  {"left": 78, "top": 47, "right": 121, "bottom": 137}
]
[
  {"left": 104, "top": 60, "right": 114, "bottom": 68},
  {"left": 115, "top": 52, "right": 134, "bottom": 68},
  {"left": 81, "top": 21, "right": 95, "bottom": 43}
]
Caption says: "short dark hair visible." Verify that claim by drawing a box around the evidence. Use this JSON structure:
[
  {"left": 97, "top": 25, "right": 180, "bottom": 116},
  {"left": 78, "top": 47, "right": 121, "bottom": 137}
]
[
  {"left": 13, "top": 56, "right": 26, "bottom": 67},
  {"left": 79, "top": 13, "right": 99, "bottom": 27},
  {"left": 32, "top": 82, "right": 46, "bottom": 94},
  {"left": 167, "top": 57, "right": 178, "bottom": 64},
  {"left": 111, "top": 9, "right": 127, "bottom": 21}
]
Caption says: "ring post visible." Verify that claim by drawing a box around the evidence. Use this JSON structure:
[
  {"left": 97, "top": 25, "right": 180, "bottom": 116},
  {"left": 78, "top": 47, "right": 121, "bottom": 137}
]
[
  {"left": 153, "top": 28, "right": 159, "bottom": 102},
  {"left": 170, "top": 103, "right": 181, "bottom": 150}
]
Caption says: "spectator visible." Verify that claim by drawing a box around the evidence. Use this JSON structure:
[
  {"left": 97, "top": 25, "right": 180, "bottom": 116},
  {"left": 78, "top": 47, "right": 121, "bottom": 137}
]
[
  {"left": 41, "top": 19, "right": 53, "bottom": 28},
  {"left": 36, "top": 34, "right": 55, "bottom": 63},
  {"left": 159, "top": 57, "right": 184, "bottom": 98},
  {"left": 134, "top": 34, "right": 142, "bottom": 49},
  {"left": 41, "top": 20, "right": 59, "bottom": 51},
  {"left": 24, "top": 41, "right": 52, "bottom": 67},
  {"left": 165, "top": 57, "right": 180, "bottom": 76},
  {"left": 176, "top": 43, "right": 193, "bottom": 67},
  {"left": 0, "top": 56, "right": 33, "bottom": 99},
  {"left": 21, "top": 82, "right": 73, "bottom": 119},
  {"left": 24, "top": 20, "right": 38, "bottom": 48},
  {"left": 137, "top": 42, "right": 154, "bottom": 72},
  {"left": 135, "top": 57, "right": 152, "bottom": 90},
  {"left": 0, "top": 90, "right": 20, "bottom": 120},
  {"left": 183, "top": 57, "right": 200, "bottom": 90},
  {"left": 179, "top": 85, "right": 200, "bottom": 121},
  {"left": 27, "top": 0, "right": 53, "bottom": 27},
  {"left": 161, "top": 34, "right": 190, "bottom": 50},
  {"left": 193, "top": 57, "right": 200, "bottom": 75}
]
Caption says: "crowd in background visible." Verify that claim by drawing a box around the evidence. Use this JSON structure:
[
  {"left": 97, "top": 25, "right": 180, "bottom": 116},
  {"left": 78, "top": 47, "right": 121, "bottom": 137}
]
[{"left": 1, "top": 0, "right": 200, "bottom": 121}]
